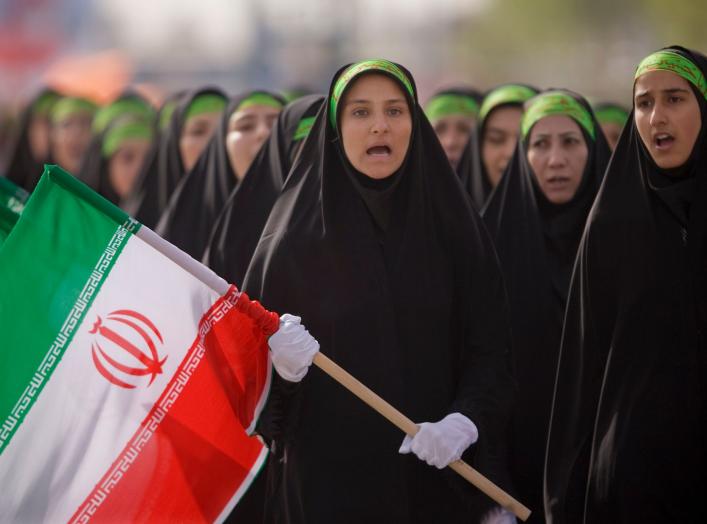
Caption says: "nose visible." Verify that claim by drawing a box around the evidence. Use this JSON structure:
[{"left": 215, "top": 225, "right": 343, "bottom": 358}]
[
  {"left": 548, "top": 142, "right": 566, "bottom": 168},
  {"left": 371, "top": 112, "right": 390, "bottom": 134},
  {"left": 649, "top": 101, "right": 667, "bottom": 127},
  {"left": 255, "top": 122, "right": 270, "bottom": 143}
]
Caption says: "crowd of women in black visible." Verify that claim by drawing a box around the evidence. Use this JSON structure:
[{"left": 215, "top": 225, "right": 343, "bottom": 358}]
[{"left": 1, "top": 45, "right": 705, "bottom": 524}]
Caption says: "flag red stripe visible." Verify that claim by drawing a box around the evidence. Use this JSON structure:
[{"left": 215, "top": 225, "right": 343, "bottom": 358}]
[{"left": 70, "top": 287, "right": 271, "bottom": 523}]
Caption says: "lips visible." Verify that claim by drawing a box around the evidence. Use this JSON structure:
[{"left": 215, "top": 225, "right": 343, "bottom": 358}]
[
  {"left": 546, "top": 176, "right": 571, "bottom": 190},
  {"left": 366, "top": 145, "right": 391, "bottom": 156},
  {"left": 653, "top": 132, "right": 675, "bottom": 150}
]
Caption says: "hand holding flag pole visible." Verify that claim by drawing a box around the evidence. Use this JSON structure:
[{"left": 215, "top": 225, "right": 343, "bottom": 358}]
[{"left": 312, "top": 352, "right": 531, "bottom": 522}]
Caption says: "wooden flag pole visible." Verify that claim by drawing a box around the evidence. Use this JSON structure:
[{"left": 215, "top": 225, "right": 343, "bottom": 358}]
[{"left": 312, "top": 352, "right": 532, "bottom": 522}]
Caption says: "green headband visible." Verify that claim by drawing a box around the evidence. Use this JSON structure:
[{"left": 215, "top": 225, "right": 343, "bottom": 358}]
[
  {"left": 293, "top": 116, "right": 315, "bottom": 141},
  {"left": 425, "top": 94, "right": 479, "bottom": 121},
  {"left": 594, "top": 106, "right": 629, "bottom": 128},
  {"left": 521, "top": 91, "right": 596, "bottom": 140},
  {"left": 51, "top": 97, "right": 98, "bottom": 124},
  {"left": 31, "top": 92, "right": 60, "bottom": 117},
  {"left": 159, "top": 100, "right": 177, "bottom": 131},
  {"left": 93, "top": 98, "right": 155, "bottom": 133},
  {"left": 330, "top": 59, "right": 415, "bottom": 129},
  {"left": 479, "top": 85, "right": 537, "bottom": 122},
  {"left": 635, "top": 50, "right": 707, "bottom": 101},
  {"left": 184, "top": 94, "right": 227, "bottom": 120},
  {"left": 102, "top": 119, "right": 154, "bottom": 158},
  {"left": 237, "top": 93, "right": 284, "bottom": 112}
]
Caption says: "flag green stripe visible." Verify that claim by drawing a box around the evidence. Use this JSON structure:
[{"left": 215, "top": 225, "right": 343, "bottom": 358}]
[{"left": 0, "top": 166, "right": 139, "bottom": 452}]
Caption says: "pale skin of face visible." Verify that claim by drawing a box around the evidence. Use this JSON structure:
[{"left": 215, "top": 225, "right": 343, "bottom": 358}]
[
  {"left": 634, "top": 70, "right": 702, "bottom": 170},
  {"left": 527, "top": 115, "right": 588, "bottom": 205},
  {"left": 600, "top": 122, "right": 624, "bottom": 151},
  {"left": 108, "top": 138, "right": 152, "bottom": 198},
  {"left": 51, "top": 111, "right": 93, "bottom": 174},
  {"left": 179, "top": 111, "right": 221, "bottom": 172},
  {"left": 28, "top": 115, "right": 51, "bottom": 161},
  {"left": 431, "top": 114, "right": 475, "bottom": 169},
  {"left": 481, "top": 105, "right": 523, "bottom": 188},
  {"left": 226, "top": 104, "right": 281, "bottom": 181},
  {"left": 339, "top": 74, "right": 413, "bottom": 180}
]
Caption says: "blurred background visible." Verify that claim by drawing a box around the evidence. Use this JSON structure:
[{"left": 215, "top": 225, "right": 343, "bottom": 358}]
[{"left": 1, "top": 0, "right": 705, "bottom": 159}]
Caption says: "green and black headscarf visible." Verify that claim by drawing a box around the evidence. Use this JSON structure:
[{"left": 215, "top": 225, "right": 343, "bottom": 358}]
[
  {"left": 77, "top": 91, "right": 155, "bottom": 203},
  {"left": 242, "top": 59, "right": 514, "bottom": 523},
  {"left": 482, "top": 88, "right": 610, "bottom": 521},
  {"left": 545, "top": 46, "right": 707, "bottom": 523},
  {"left": 425, "top": 87, "right": 482, "bottom": 123},
  {"left": 204, "top": 93, "right": 324, "bottom": 284},
  {"left": 156, "top": 90, "right": 285, "bottom": 259},
  {"left": 457, "top": 83, "right": 539, "bottom": 210}
]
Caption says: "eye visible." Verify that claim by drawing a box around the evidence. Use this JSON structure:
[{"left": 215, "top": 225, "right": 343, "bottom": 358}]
[
  {"left": 235, "top": 123, "right": 255, "bottom": 133},
  {"left": 635, "top": 98, "right": 651, "bottom": 110},
  {"left": 667, "top": 95, "right": 683, "bottom": 104},
  {"left": 352, "top": 108, "right": 368, "bottom": 117},
  {"left": 485, "top": 133, "right": 506, "bottom": 145},
  {"left": 563, "top": 136, "right": 581, "bottom": 146},
  {"left": 387, "top": 107, "right": 403, "bottom": 116},
  {"left": 531, "top": 138, "right": 548, "bottom": 149}
]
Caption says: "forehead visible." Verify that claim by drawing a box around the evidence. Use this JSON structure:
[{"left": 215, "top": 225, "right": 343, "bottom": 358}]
[
  {"left": 485, "top": 105, "right": 523, "bottom": 128},
  {"left": 343, "top": 73, "right": 407, "bottom": 102},
  {"left": 230, "top": 104, "right": 282, "bottom": 123},
  {"left": 431, "top": 113, "right": 475, "bottom": 126},
  {"left": 530, "top": 114, "right": 582, "bottom": 136},
  {"left": 634, "top": 69, "right": 692, "bottom": 95}
]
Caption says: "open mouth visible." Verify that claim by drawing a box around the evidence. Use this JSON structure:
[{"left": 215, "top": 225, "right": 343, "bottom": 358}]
[
  {"left": 654, "top": 133, "right": 675, "bottom": 150},
  {"left": 366, "top": 145, "right": 391, "bottom": 157}
]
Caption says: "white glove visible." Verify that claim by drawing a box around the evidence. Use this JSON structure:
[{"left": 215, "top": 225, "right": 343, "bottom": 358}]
[
  {"left": 267, "top": 314, "right": 319, "bottom": 382},
  {"left": 398, "top": 412, "right": 478, "bottom": 469}
]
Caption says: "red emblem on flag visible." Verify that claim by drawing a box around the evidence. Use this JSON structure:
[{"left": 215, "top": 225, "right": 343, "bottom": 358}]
[{"left": 89, "top": 310, "right": 166, "bottom": 389}]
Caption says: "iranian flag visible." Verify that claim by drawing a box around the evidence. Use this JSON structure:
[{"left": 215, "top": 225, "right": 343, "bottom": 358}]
[{"left": 0, "top": 165, "right": 276, "bottom": 523}]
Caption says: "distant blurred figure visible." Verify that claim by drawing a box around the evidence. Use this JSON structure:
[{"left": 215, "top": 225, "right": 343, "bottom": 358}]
[
  {"left": 425, "top": 87, "right": 482, "bottom": 170},
  {"left": 49, "top": 96, "right": 97, "bottom": 176},
  {"left": 5, "top": 89, "right": 61, "bottom": 191},
  {"left": 78, "top": 91, "right": 156, "bottom": 205},
  {"left": 593, "top": 101, "right": 630, "bottom": 151},
  {"left": 456, "top": 84, "right": 539, "bottom": 209}
]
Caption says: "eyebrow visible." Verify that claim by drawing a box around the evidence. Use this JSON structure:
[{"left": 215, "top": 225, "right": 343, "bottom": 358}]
[
  {"left": 532, "top": 131, "right": 582, "bottom": 139},
  {"left": 634, "top": 87, "right": 691, "bottom": 97},
  {"left": 344, "top": 98, "right": 407, "bottom": 106}
]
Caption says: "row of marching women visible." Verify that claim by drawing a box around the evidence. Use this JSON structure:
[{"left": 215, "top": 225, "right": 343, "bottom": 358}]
[{"left": 1, "top": 45, "right": 705, "bottom": 524}]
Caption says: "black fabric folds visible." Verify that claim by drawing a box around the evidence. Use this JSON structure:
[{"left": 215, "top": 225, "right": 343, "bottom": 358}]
[
  {"left": 122, "top": 88, "right": 224, "bottom": 228},
  {"left": 243, "top": 62, "right": 515, "bottom": 524},
  {"left": 155, "top": 90, "right": 285, "bottom": 259},
  {"left": 457, "top": 84, "right": 539, "bottom": 211},
  {"left": 5, "top": 88, "right": 60, "bottom": 192},
  {"left": 544, "top": 46, "right": 707, "bottom": 523},
  {"left": 482, "top": 89, "right": 611, "bottom": 522},
  {"left": 204, "top": 94, "right": 324, "bottom": 283}
]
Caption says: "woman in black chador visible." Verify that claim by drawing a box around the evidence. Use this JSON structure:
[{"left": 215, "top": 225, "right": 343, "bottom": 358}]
[
  {"left": 155, "top": 90, "right": 284, "bottom": 259},
  {"left": 244, "top": 59, "right": 515, "bottom": 523},
  {"left": 544, "top": 46, "right": 707, "bottom": 523},
  {"left": 482, "top": 89, "right": 610, "bottom": 522},
  {"left": 204, "top": 94, "right": 324, "bottom": 284}
]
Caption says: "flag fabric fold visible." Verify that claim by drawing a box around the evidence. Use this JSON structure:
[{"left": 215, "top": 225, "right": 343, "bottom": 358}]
[{"left": 0, "top": 165, "right": 277, "bottom": 523}]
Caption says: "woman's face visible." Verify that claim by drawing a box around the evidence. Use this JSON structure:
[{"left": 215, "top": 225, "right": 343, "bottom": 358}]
[
  {"left": 634, "top": 70, "right": 702, "bottom": 170},
  {"left": 527, "top": 114, "right": 588, "bottom": 205},
  {"left": 432, "top": 114, "right": 474, "bottom": 169},
  {"left": 600, "top": 122, "right": 623, "bottom": 151},
  {"left": 28, "top": 115, "right": 51, "bottom": 161},
  {"left": 108, "top": 138, "right": 152, "bottom": 198},
  {"left": 481, "top": 105, "right": 523, "bottom": 187},
  {"left": 226, "top": 104, "right": 281, "bottom": 181},
  {"left": 179, "top": 111, "right": 221, "bottom": 172},
  {"left": 51, "top": 111, "right": 93, "bottom": 174},
  {"left": 339, "top": 74, "right": 413, "bottom": 179}
]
